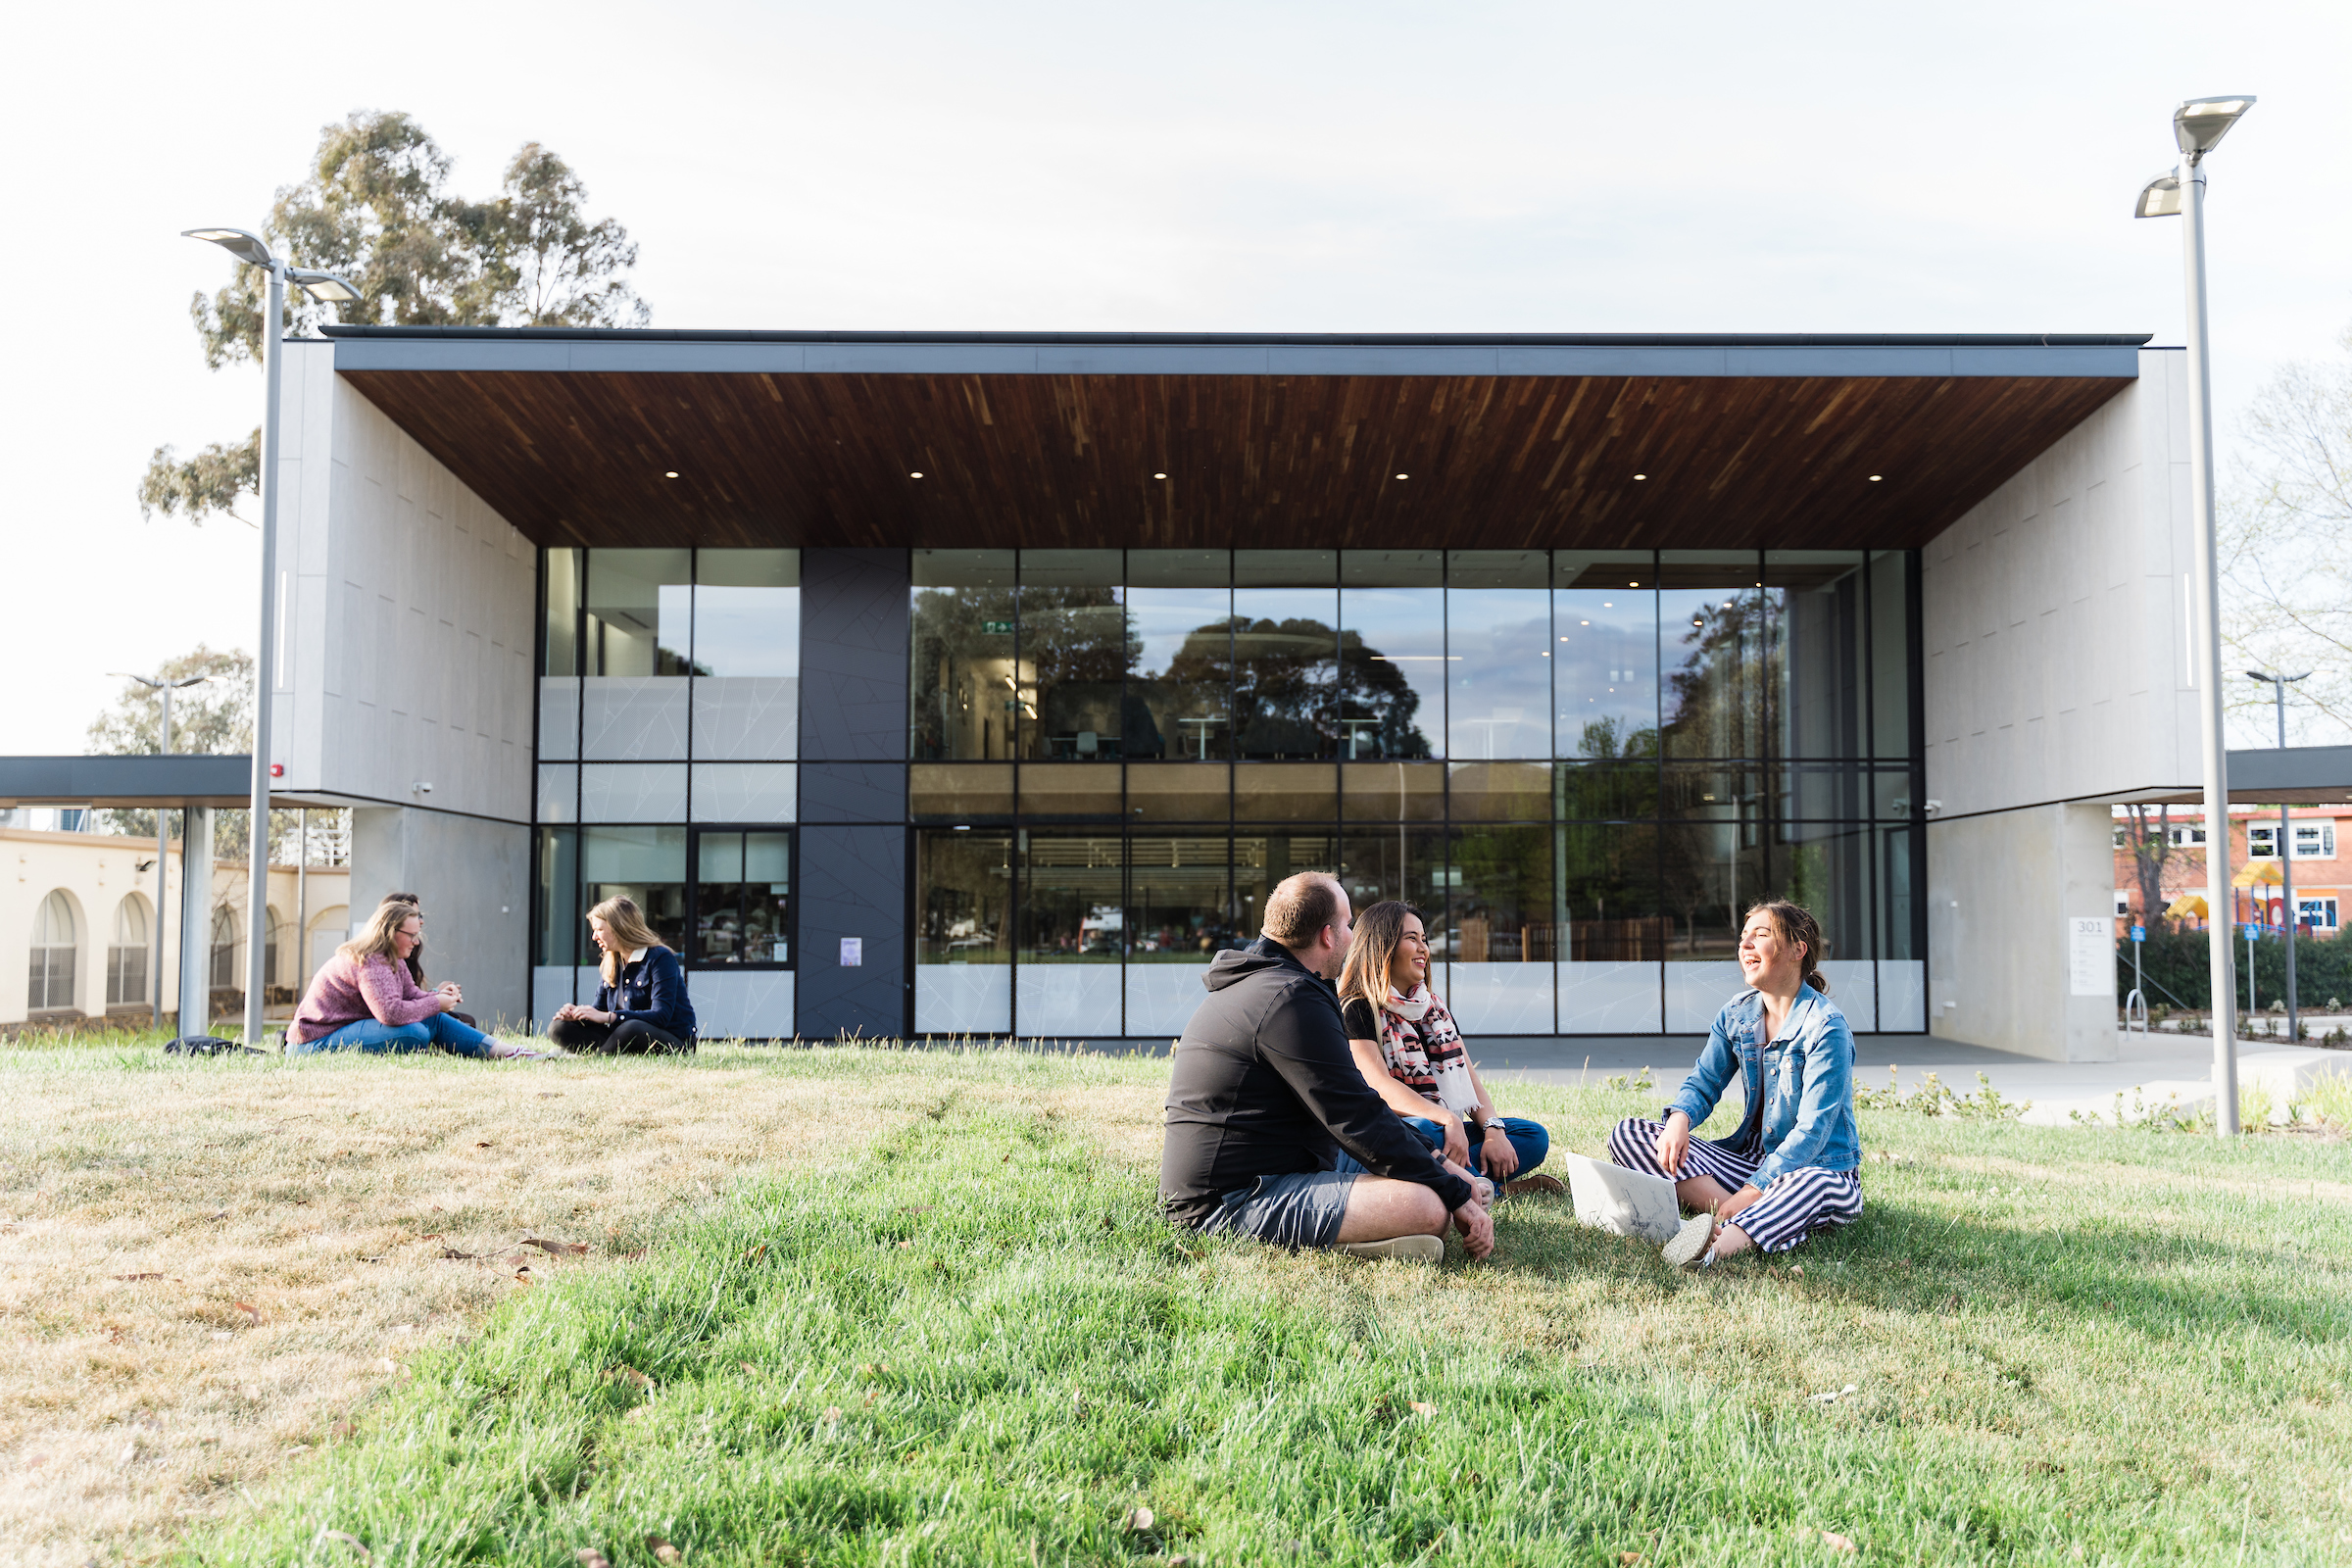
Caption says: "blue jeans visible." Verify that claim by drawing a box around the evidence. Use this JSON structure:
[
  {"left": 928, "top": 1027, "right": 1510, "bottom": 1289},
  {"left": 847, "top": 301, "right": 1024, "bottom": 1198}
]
[
  {"left": 1402, "top": 1115, "right": 1550, "bottom": 1185},
  {"left": 289, "top": 1013, "right": 493, "bottom": 1058}
]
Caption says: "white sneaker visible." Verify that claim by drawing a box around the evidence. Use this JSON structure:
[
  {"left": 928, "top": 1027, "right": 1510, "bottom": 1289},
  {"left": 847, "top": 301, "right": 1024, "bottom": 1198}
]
[
  {"left": 487, "top": 1039, "right": 553, "bottom": 1060},
  {"left": 1661, "top": 1212, "right": 1717, "bottom": 1269},
  {"left": 1334, "top": 1234, "right": 1445, "bottom": 1263}
]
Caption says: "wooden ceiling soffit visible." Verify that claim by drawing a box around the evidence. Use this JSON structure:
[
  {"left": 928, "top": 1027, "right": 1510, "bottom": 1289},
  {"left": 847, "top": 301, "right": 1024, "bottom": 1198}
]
[{"left": 336, "top": 369, "right": 2132, "bottom": 553}]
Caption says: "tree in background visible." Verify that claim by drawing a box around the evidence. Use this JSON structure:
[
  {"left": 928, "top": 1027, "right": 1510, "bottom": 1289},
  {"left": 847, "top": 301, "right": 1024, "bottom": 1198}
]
[
  {"left": 2220, "top": 323, "right": 2352, "bottom": 743},
  {"left": 2120, "top": 804, "right": 2182, "bottom": 935},
  {"left": 140, "top": 112, "right": 649, "bottom": 527}
]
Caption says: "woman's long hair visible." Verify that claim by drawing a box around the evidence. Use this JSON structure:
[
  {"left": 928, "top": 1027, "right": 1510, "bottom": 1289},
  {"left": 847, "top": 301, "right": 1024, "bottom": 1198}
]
[
  {"left": 1337, "top": 900, "right": 1427, "bottom": 1014},
  {"left": 1745, "top": 899, "right": 1830, "bottom": 995},
  {"left": 588, "top": 895, "right": 667, "bottom": 986},
  {"left": 338, "top": 900, "right": 420, "bottom": 967}
]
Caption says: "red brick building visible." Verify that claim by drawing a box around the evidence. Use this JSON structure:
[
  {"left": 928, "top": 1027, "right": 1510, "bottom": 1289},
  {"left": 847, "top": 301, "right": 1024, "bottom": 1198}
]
[{"left": 2113, "top": 806, "right": 2345, "bottom": 937}]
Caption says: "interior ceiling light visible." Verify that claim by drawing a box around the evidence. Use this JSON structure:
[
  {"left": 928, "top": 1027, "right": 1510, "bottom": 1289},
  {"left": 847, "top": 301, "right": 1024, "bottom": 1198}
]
[
  {"left": 1869, "top": 474, "right": 1883, "bottom": 482},
  {"left": 1395, "top": 472, "right": 1408, "bottom": 480},
  {"left": 1634, "top": 473, "right": 1647, "bottom": 480},
  {"left": 909, "top": 470, "right": 924, "bottom": 478},
  {"left": 663, "top": 470, "right": 679, "bottom": 478},
  {"left": 1153, "top": 471, "right": 1167, "bottom": 479}
]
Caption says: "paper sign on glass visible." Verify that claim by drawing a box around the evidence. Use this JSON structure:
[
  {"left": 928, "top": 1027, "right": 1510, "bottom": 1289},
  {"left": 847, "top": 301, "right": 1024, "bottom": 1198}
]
[{"left": 839, "top": 937, "right": 862, "bottom": 967}]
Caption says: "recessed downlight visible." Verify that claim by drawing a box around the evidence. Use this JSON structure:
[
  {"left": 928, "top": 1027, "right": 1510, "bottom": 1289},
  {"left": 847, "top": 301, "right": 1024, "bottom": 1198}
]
[
  {"left": 1395, "top": 472, "right": 1409, "bottom": 480},
  {"left": 1153, "top": 471, "right": 1167, "bottom": 479},
  {"left": 1869, "top": 474, "right": 1883, "bottom": 481},
  {"left": 1634, "top": 473, "right": 1647, "bottom": 481},
  {"left": 909, "top": 470, "right": 924, "bottom": 478},
  {"left": 663, "top": 470, "right": 679, "bottom": 478}
]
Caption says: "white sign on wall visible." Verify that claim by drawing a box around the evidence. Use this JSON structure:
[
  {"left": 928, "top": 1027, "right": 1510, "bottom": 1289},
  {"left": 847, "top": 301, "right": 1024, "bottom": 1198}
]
[
  {"left": 839, "top": 937, "right": 863, "bottom": 968},
  {"left": 2068, "top": 917, "right": 2111, "bottom": 997}
]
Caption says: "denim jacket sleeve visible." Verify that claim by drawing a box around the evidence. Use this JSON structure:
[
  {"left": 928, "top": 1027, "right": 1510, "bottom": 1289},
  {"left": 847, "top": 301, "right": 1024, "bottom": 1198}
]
[
  {"left": 1665, "top": 1000, "right": 1744, "bottom": 1130},
  {"left": 1750, "top": 1000, "right": 1855, "bottom": 1191}
]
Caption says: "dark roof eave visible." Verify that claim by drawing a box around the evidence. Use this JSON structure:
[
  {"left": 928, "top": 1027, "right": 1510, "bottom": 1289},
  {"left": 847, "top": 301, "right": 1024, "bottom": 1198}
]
[{"left": 318, "top": 325, "right": 2154, "bottom": 348}]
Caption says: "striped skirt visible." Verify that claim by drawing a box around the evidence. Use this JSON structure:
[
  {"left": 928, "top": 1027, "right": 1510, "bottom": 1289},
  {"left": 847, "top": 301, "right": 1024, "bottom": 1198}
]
[{"left": 1606, "top": 1117, "right": 1862, "bottom": 1254}]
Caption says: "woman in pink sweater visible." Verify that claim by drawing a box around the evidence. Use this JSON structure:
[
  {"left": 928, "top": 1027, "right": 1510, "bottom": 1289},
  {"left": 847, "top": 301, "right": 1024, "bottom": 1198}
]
[{"left": 287, "top": 901, "right": 502, "bottom": 1056}]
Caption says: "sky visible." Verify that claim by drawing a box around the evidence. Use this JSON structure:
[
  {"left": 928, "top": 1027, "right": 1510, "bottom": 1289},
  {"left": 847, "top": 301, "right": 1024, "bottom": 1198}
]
[{"left": 5, "top": 0, "right": 2348, "bottom": 754}]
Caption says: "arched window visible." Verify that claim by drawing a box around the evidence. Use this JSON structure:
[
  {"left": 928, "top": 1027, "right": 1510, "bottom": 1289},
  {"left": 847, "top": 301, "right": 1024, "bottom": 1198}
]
[
  {"left": 210, "top": 906, "right": 239, "bottom": 991},
  {"left": 28, "top": 891, "right": 77, "bottom": 1012},
  {"left": 107, "top": 894, "right": 150, "bottom": 1008},
  {"left": 308, "top": 906, "right": 348, "bottom": 984}
]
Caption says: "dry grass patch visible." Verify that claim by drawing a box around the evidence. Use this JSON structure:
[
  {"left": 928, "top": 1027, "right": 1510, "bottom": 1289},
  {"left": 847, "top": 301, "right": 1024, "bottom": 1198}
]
[{"left": 0, "top": 1043, "right": 964, "bottom": 1567}]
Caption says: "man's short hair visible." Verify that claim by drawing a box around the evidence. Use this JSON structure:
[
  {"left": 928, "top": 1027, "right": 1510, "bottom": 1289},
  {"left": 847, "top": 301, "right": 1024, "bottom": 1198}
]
[{"left": 1262, "top": 872, "right": 1344, "bottom": 950}]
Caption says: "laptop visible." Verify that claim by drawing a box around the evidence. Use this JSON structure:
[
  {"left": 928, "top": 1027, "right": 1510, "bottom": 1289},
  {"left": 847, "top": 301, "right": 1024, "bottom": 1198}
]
[{"left": 1560, "top": 1153, "right": 1684, "bottom": 1243}]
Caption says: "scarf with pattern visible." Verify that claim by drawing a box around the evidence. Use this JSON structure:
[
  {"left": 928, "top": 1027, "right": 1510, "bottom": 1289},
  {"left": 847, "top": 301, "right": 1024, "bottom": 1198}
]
[{"left": 1373, "top": 985, "right": 1482, "bottom": 1118}]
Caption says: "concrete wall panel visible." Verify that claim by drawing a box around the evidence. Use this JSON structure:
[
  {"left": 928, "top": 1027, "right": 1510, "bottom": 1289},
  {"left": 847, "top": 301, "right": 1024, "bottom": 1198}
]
[{"left": 349, "top": 805, "right": 530, "bottom": 1030}]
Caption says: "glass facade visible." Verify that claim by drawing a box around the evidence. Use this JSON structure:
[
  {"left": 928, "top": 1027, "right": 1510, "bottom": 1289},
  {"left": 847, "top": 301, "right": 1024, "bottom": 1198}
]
[{"left": 538, "top": 545, "right": 1925, "bottom": 1038}]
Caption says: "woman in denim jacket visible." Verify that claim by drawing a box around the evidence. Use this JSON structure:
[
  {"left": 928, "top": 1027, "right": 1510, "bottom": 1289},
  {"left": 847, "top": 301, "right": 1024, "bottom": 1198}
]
[{"left": 1606, "top": 901, "right": 1861, "bottom": 1269}]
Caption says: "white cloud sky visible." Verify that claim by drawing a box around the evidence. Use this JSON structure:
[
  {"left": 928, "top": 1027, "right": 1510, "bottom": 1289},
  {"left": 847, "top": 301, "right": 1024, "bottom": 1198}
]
[{"left": 5, "top": 0, "right": 2347, "bottom": 751}]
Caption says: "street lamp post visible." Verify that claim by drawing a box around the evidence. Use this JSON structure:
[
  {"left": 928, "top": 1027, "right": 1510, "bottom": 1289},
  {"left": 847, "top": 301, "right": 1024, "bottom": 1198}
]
[
  {"left": 2135, "top": 93, "right": 2257, "bottom": 1135},
  {"left": 2248, "top": 669, "right": 2310, "bottom": 1044},
  {"left": 179, "top": 228, "right": 360, "bottom": 1047},
  {"left": 108, "top": 672, "right": 209, "bottom": 1029}
]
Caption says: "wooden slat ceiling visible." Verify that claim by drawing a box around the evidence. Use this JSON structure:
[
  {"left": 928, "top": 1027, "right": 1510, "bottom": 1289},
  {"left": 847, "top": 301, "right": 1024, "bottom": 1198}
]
[{"left": 339, "top": 368, "right": 2130, "bottom": 552}]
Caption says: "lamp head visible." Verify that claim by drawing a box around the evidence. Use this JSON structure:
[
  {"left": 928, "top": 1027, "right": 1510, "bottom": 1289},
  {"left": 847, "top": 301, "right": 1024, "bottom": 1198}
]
[
  {"left": 183, "top": 226, "right": 275, "bottom": 269},
  {"left": 287, "top": 267, "right": 364, "bottom": 305},
  {"left": 2174, "top": 95, "right": 2255, "bottom": 158},
  {"left": 2134, "top": 172, "right": 2181, "bottom": 220}
]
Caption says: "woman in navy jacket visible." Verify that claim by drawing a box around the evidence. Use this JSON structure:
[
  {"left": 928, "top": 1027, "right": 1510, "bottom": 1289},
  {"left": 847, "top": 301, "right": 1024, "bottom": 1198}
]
[{"left": 550, "top": 896, "right": 697, "bottom": 1054}]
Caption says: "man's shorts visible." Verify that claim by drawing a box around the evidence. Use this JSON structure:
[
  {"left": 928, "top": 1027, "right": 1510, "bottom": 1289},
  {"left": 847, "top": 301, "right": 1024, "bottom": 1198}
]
[{"left": 1197, "top": 1169, "right": 1358, "bottom": 1250}]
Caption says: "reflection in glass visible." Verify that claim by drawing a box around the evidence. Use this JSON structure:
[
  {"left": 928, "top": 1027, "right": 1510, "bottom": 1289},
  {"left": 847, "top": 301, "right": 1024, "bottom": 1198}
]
[
  {"left": 1447, "top": 823, "right": 1552, "bottom": 962},
  {"left": 1554, "top": 552, "right": 1657, "bottom": 760},
  {"left": 1342, "top": 760, "right": 1446, "bottom": 822},
  {"left": 581, "top": 825, "right": 688, "bottom": 952},
  {"left": 693, "top": 830, "right": 792, "bottom": 965},
  {"left": 1019, "top": 831, "right": 1125, "bottom": 962},
  {"left": 1869, "top": 550, "right": 1914, "bottom": 759},
  {"left": 1778, "top": 821, "right": 1872, "bottom": 962},
  {"left": 1233, "top": 588, "right": 1337, "bottom": 758},
  {"left": 1235, "top": 762, "right": 1337, "bottom": 822},
  {"left": 543, "top": 547, "right": 582, "bottom": 677},
  {"left": 1127, "top": 587, "right": 1230, "bottom": 760},
  {"left": 534, "top": 826, "right": 579, "bottom": 966},
  {"left": 1447, "top": 761, "right": 1550, "bottom": 821},
  {"left": 1555, "top": 764, "right": 1659, "bottom": 821},
  {"left": 1336, "top": 827, "right": 1441, "bottom": 934},
  {"left": 1239, "top": 833, "right": 1347, "bottom": 944},
  {"left": 909, "top": 763, "right": 1013, "bottom": 820},
  {"left": 1340, "top": 557, "right": 1444, "bottom": 760},
  {"left": 1446, "top": 552, "right": 1549, "bottom": 760},
  {"left": 693, "top": 551, "right": 800, "bottom": 675},
  {"left": 1020, "top": 552, "right": 1128, "bottom": 760},
  {"left": 1782, "top": 761, "right": 1869, "bottom": 822},
  {"left": 1768, "top": 551, "right": 1865, "bottom": 761},
  {"left": 1017, "top": 764, "right": 1123, "bottom": 820},
  {"left": 584, "top": 550, "right": 694, "bottom": 676},
  {"left": 1658, "top": 816, "right": 1765, "bottom": 962},
  {"left": 1126, "top": 833, "right": 1232, "bottom": 960},
  {"left": 1658, "top": 552, "right": 1763, "bottom": 760},
  {"left": 910, "top": 550, "right": 1017, "bottom": 760},
  {"left": 1559, "top": 822, "right": 1666, "bottom": 956},
  {"left": 916, "top": 830, "right": 1012, "bottom": 965},
  {"left": 1880, "top": 824, "right": 1920, "bottom": 960}
]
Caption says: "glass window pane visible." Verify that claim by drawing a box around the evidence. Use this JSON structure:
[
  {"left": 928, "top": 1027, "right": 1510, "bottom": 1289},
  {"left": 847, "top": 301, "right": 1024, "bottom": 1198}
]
[
  {"left": 1554, "top": 551, "right": 1657, "bottom": 760},
  {"left": 1559, "top": 821, "right": 1665, "bottom": 1033},
  {"left": 693, "top": 831, "right": 746, "bottom": 965},
  {"left": 580, "top": 762, "right": 688, "bottom": 822},
  {"left": 1446, "top": 552, "right": 1549, "bottom": 760},
  {"left": 1236, "top": 550, "right": 1335, "bottom": 588},
  {"left": 1659, "top": 552, "right": 1763, "bottom": 760},
  {"left": 1020, "top": 552, "right": 1126, "bottom": 760},
  {"left": 1869, "top": 551, "right": 1915, "bottom": 760},
  {"left": 910, "top": 555, "right": 1017, "bottom": 761},
  {"left": 1447, "top": 822, "right": 1552, "bottom": 963},
  {"left": 543, "top": 547, "right": 581, "bottom": 678},
  {"left": 693, "top": 550, "right": 800, "bottom": 676},
  {"left": 1236, "top": 762, "right": 1337, "bottom": 822},
  {"left": 1129, "top": 762, "right": 1230, "bottom": 823},
  {"left": 1659, "top": 817, "right": 1766, "bottom": 962},
  {"left": 1778, "top": 821, "right": 1874, "bottom": 961},
  {"left": 1341, "top": 553, "right": 1445, "bottom": 760},
  {"left": 1127, "top": 832, "right": 1233, "bottom": 960},
  {"left": 581, "top": 825, "right": 687, "bottom": 953},
  {"left": 1127, "top": 585, "right": 1230, "bottom": 760},
  {"left": 1768, "top": 551, "right": 1865, "bottom": 760},
  {"left": 1342, "top": 760, "right": 1446, "bottom": 821},
  {"left": 1555, "top": 763, "right": 1659, "bottom": 821},
  {"left": 1447, "top": 761, "right": 1551, "bottom": 821},
  {"left": 1019, "top": 830, "right": 1126, "bottom": 962},
  {"left": 537, "top": 764, "right": 578, "bottom": 824},
  {"left": 1127, "top": 550, "right": 1228, "bottom": 589},
  {"left": 689, "top": 762, "right": 797, "bottom": 823},
  {"left": 534, "top": 827, "right": 578, "bottom": 967},
  {"left": 1240, "top": 832, "right": 1348, "bottom": 940},
  {"left": 1779, "top": 760, "right": 1869, "bottom": 822},
  {"left": 1336, "top": 826, "right": 1441, "bottom": 925},
  {"left": 910, "top": 763, "right": 1014, "bottom": 820},
  {"left": 1234, "top": 587, "right": 1337, "bottom": 758},
  {"left": 584, "top": 550, "right": 693, "bottom": 677},
  {"left": 1018, "top": 763, "right": 1123, "bottom": 820},
  {"left": 915, "top": 828, "right": 1012, "bottom": 1037}
]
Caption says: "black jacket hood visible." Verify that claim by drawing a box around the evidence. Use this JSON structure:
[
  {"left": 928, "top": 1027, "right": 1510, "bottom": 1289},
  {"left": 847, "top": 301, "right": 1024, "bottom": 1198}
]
[{"left": 1202, "top": 939, "right": 1305, "bottom": 992}]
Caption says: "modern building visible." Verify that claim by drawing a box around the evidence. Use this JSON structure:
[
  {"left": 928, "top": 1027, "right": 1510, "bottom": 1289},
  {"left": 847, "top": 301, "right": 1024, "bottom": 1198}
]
[{"left": 23, "top": 326, "right": 2345, "bottom": 1059}]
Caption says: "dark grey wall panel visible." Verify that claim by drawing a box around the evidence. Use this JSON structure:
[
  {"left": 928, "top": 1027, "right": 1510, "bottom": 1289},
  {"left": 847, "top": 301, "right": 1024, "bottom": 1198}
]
[
  {"left": 797, "top": 824, "right": 906, "bottom": 1039},
  {"left": 800, "top": 762, "right": 906, "bottom": 823},
  {"left": 801, "top": 550, "right": 910, "bottom": 761}
]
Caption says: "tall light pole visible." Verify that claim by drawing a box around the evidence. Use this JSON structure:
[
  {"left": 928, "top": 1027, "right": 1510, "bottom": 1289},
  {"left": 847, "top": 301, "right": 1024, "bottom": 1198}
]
[
  {"left": 2134, "top": 93, "right": 2256, "bottom": 1134},
  {"left": 108, "top": 671, "right": 210, "bottom": 1028},
  {"left": 180, "top": 227, "right": 362, "bottom": 1046},
  {"left": 2248, "top": 669, "right": 2310, "bottom": 1044}
]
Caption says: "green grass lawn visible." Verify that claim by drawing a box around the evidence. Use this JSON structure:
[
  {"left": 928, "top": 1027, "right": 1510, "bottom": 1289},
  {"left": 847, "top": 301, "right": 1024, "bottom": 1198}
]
[{"left": 174, "top": 1048, "right": 2351, "bottom": 1567}]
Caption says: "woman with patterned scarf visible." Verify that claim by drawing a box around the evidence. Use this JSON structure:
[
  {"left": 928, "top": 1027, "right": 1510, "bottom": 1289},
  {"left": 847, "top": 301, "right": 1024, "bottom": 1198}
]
[{"left": 1336, "top": 900, "right": 1562, "bottom": 1198}]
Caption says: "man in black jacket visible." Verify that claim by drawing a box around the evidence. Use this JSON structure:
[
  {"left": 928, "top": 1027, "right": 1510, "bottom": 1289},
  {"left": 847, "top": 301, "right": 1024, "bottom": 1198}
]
[{"left": 1160, "top": 872, "right": 1494, "bottom": 1262}]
